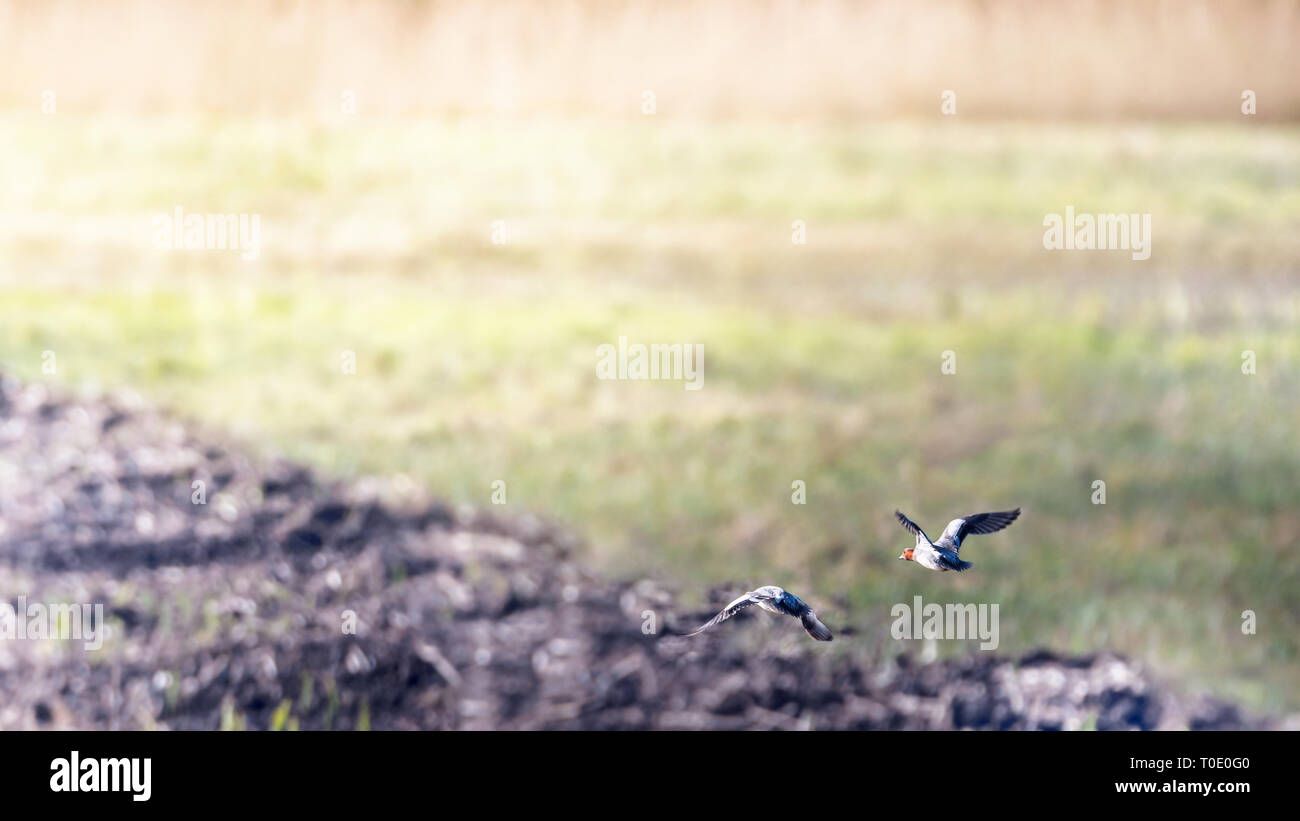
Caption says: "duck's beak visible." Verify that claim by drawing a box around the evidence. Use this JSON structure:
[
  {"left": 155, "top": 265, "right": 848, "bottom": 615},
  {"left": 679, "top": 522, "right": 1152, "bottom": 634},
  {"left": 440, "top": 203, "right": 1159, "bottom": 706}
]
[{"left": 897, "top": 553, "right": 907, "bottom": 560}]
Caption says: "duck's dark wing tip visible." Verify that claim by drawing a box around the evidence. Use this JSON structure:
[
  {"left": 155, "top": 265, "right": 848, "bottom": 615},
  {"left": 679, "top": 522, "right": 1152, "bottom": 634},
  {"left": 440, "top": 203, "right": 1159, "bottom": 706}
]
[
  {"left": 963, "top": 508, "right": 1021, "bottom": 537},
  {"left": 895, "top": 510, "right": 924, "bottom": 537},
  {"left": 682, "top": 594, "right": 762, "bottom": 637},
  {"left": 801, "top": 611, "right": 834, "bottom": 641}
]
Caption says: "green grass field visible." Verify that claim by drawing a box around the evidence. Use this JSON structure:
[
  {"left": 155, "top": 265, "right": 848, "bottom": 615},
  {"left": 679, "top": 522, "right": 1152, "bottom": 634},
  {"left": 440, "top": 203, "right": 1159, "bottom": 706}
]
[{"left": 2, "top": 115, "right": 1298, "bottom": 712}]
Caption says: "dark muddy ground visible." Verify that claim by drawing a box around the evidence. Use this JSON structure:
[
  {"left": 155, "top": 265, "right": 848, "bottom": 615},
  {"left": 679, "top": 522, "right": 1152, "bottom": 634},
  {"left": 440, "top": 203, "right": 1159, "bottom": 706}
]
[{"left": 0, "top": 375, "right": 1278, "bottom": 730}]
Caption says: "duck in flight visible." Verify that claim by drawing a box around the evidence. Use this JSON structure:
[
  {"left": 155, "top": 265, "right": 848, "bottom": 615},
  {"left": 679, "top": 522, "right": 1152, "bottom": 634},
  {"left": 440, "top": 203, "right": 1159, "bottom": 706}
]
[
  {"left": 895, "top": 508, "right": 1021, "bottom": 572},
  {"left": 684, "top": 585, "right": 833, "bottom": 641}
]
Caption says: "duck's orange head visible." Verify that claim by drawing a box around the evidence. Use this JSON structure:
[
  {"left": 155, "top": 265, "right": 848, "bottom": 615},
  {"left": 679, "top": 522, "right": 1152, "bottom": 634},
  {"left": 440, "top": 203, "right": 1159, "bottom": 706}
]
[{"left": 898, "top": 547, "right": 914, "bottom": 561}]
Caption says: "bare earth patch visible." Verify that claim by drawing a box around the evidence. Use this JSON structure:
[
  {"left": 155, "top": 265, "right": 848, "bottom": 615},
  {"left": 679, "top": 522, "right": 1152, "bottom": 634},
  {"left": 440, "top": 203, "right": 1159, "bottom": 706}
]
[{"left": 0, "top": 375, "right": 1277, "bottom": 730}]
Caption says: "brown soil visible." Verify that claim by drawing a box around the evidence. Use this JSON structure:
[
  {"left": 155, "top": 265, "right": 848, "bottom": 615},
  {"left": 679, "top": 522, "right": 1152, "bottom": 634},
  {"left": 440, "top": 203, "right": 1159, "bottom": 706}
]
[{"left": 0, "top": 375, "right": 1267, "bottom": 730}]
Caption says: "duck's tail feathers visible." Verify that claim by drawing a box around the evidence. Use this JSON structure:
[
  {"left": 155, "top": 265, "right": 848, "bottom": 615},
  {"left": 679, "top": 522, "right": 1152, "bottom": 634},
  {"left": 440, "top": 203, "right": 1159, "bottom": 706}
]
[
  {"left": 946, "top": 557, "right": 974, "bottom": 572},
  {"left": 801, "top": 611, "right": 834, "bottom": 641}
]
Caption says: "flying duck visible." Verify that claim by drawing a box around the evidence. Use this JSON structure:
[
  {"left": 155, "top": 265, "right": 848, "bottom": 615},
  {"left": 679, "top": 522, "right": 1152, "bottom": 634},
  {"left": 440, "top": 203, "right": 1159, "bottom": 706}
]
[
  {"left": 685, "top": 585, "right": 833, "bottom": 641},
  {"left": 895, "top": 508, "right": 1021, "bottom": 572}
]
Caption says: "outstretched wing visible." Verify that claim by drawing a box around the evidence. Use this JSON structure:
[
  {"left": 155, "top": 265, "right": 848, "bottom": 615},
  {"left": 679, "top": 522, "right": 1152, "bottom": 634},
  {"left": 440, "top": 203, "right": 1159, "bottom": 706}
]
[
  {"left": 684, "top": 591, "right": 762, "bottom": 636},
  {"left": 800, "top": 610, "right": 834, "bottom": 641},
  {"left": 895, "top": 510, "right": 928, "bottom": 541},
  {"left": 935, "top": 508, "right": 1020, "bottom": 551}
]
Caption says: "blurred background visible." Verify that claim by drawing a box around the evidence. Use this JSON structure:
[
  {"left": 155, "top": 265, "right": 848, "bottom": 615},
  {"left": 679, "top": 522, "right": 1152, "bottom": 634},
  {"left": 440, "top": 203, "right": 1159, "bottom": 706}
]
[{"left": 1, "top": 0, "right": 1298, "bottom": 718}]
